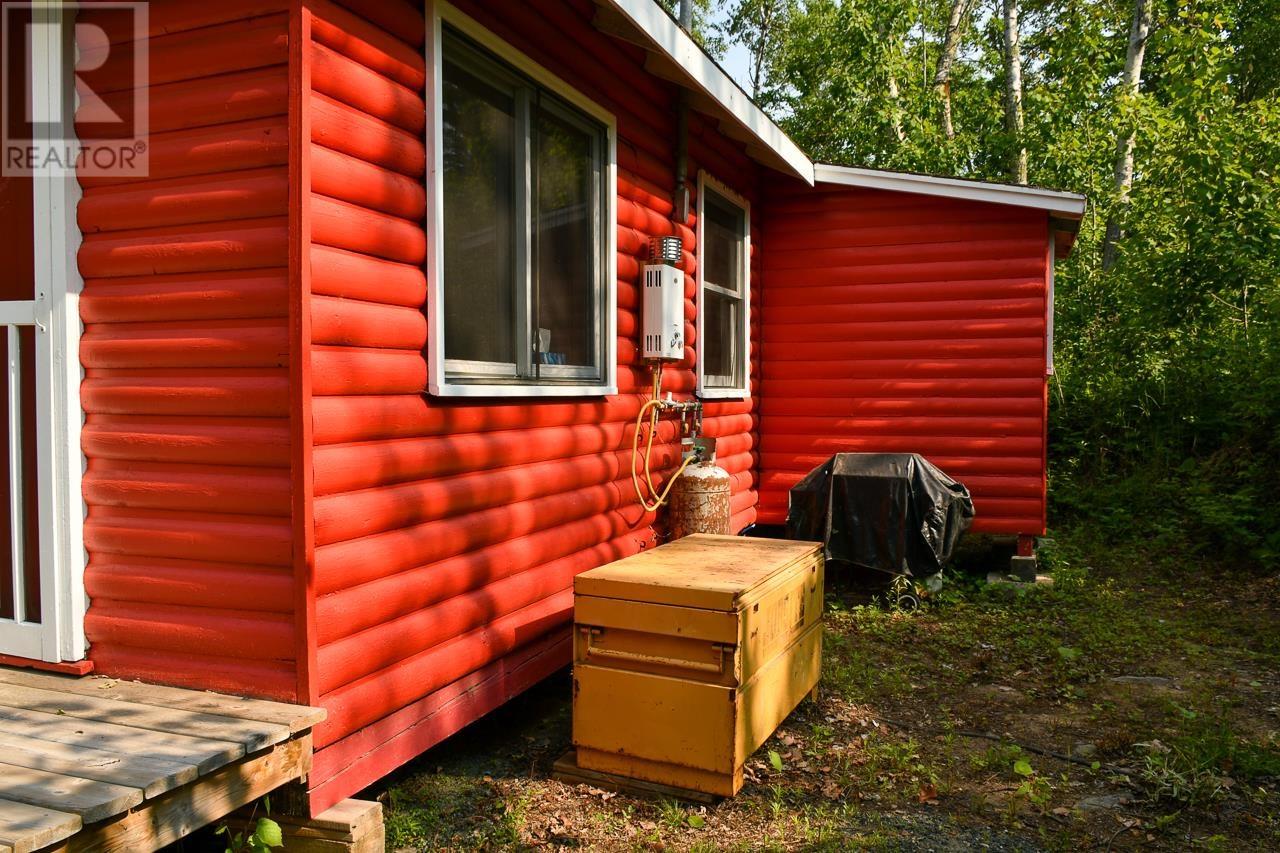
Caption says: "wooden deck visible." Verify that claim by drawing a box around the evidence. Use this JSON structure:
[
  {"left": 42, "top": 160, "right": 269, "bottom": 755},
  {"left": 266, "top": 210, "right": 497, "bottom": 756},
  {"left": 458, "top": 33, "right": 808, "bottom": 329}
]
[{"left": 0, "top": 667, "right": 324, "bottom": 853}]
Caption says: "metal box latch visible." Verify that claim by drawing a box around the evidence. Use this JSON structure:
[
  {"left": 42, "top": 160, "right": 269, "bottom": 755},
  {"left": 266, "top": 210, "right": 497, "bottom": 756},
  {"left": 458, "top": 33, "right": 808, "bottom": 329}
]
[{"left": 579, "top": 626, "right": 733, "bottom": 675}]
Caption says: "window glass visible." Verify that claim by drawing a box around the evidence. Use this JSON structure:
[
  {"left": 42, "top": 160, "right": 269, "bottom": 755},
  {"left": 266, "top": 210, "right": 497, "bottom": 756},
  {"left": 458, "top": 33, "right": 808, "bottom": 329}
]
[
  {"left": 534, "top": 106, "right": 596, "bottom": 370},
  {"left": 437, "top": 31, "right": 609, "bottom": 390},
  {"left": 703, "top": 194, "right": 744, "bottom": 293},
  {"left": 441, "top": 58, "right": 517, "bottom": 367},
  {"left": 702, "top": 289, "right": 739, "bottom": 382},
  {"left": 699, "top": 183, "right": 749, "bottom": 394}
]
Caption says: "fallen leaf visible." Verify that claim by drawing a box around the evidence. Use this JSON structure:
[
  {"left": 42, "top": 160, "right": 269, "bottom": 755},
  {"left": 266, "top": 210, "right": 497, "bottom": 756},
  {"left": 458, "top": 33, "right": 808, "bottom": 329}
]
[{"left": 917, "top": 783, "right": 938, "bottom": 803}]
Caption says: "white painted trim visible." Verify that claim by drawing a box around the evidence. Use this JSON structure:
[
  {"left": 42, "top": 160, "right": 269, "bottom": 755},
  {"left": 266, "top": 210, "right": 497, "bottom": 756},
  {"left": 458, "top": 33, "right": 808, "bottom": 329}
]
[
  {"left": 34, "top": 7, "right": 86, "bottom": 663},
  {"left": 814, "top": 164, "right": 1086, "bottom": 218},
  {"left": 6, "top": 326, "right": 26, "bottom": 622},
  {"left": 0, "top": 6, "right": 87, "bottom": 663},
  {"left": 0, "top": 304, "right": 36, "bottom": 325},
  {"left": 425, "top": 0, "right": 618, "bottom": 399},
  {"left": 602, "top": 0, "right": 813, "bottom": 184},
  {"left": 695, "top": 171, "right": 751, "bottom": 401}
]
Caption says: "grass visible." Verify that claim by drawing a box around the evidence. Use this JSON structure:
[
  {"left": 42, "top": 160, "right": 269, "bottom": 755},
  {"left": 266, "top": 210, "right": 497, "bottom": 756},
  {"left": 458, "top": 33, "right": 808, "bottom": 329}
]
[
  {"left": 381, "top": 771, "right": 527, "bottom": 849},
  {"left": 371, "top": 527, "right": 1280, "bottom": 851}
]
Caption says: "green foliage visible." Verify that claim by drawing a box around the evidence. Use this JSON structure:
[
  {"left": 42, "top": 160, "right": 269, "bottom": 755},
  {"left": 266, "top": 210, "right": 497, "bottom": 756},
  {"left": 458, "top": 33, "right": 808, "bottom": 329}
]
[
  {"left": 1148, "top": 715, "right": 1280, "bottom": 797},
  {"left": 713, "top": 0, "right": 1280, "bottom": 565},
  {"left": 1010, "top": 757, "right": 1056, "bottom": 812},
  {"left": 214, "top": 798, "right": 282, "bottom": 853},
  {"left": 1049, "top": 2, "right": 1280, "bottom": 565}
]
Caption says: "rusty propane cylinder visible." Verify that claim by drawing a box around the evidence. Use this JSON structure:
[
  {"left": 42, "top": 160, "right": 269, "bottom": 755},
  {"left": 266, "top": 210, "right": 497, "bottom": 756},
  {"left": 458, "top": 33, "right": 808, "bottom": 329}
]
[{"left": 669, "top": 460, "right": 732, "bottom": 539}]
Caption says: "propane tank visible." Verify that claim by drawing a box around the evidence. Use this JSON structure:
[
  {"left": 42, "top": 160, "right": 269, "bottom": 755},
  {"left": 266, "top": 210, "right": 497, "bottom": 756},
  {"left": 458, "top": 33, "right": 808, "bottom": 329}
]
[{"left": 669, "top": 458, "right": 732, "bottom": 540}]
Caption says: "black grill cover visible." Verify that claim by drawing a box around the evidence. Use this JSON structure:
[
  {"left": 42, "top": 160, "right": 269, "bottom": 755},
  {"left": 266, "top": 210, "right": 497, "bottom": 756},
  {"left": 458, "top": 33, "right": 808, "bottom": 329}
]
[{"left": 785, "top": 453, "right": 975, "bottom": 577}]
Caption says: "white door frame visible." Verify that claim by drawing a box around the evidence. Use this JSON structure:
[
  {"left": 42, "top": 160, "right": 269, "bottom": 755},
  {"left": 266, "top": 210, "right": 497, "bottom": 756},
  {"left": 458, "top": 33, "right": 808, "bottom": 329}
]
[{"left": 0, "top": 4, "right": 87, "bottom": 663}]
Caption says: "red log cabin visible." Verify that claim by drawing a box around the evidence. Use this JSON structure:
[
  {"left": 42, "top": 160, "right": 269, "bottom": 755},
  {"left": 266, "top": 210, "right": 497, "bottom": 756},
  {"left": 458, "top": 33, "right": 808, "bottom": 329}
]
[{"left": 0, "top": 0, "right": 1084, "bottom": 813}]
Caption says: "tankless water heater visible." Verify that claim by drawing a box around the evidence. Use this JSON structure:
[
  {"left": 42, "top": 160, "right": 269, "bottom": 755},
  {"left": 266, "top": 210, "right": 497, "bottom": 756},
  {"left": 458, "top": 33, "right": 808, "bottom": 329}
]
[{"left": 643, "top": 236, "right": 684, "bottom": 361}]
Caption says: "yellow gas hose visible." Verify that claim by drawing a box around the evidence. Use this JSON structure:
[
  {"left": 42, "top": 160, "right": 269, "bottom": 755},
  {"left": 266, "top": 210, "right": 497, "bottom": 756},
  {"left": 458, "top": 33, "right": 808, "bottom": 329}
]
[{"left": 632, "top": 366, "right": 694, "bottom": 512}]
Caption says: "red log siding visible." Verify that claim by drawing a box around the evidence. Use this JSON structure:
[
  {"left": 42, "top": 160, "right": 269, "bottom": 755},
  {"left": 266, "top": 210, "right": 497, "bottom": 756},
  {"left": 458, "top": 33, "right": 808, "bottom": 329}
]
[
  {"left": 77, "top": 3, "right": 298, "bottom": 699},
  {"left": 757, "top": 181, "right": 1049, "bottom": 536},
  {"left": 303, "top": 0, "right": 761, "bottom": 810}
]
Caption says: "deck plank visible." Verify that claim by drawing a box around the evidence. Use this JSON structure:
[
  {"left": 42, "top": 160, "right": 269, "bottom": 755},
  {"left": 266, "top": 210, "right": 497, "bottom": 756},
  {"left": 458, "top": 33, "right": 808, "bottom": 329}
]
[
  {"left": 0, "top": 706, "right": 244, "bottom": 774},
  {"left": 54, "top": 733, "right": 313, "bottom": 853},
  {"left": 0, "top": 669, "right": 324, "bottom": 732},
  {"left": 0, "top": 667, "right": 323, "bottom": 852},
  {"left": 0, "top": 683, "right": 291, "bottom": 752},
  {"left": 0, "top": 799, "right": 81, "bottom": 853},
  {"left": 0, "top": 733, "right": 198, "bottom": 798},
  {"left": 0, "top": 764, "right": 141, "bottom": 824}
]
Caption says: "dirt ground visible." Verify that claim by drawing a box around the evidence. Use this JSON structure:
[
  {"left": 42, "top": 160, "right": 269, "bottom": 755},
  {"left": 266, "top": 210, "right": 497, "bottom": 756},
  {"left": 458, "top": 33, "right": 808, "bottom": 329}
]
[{"left": 366, "top": 532, "right": 1280, "bottom": 851}]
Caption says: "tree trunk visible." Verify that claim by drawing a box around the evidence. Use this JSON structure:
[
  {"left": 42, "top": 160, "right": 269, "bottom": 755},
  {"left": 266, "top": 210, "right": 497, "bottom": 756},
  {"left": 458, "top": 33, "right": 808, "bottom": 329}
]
[
  {"left": 887, "top": 72, "right": 906, "bottom": 143},
  {"left": 747, "top": 2, "right": 777, "bottom": 98},
  {"left": 1102, "top": 0, "right": 1154, "bottom": 270},
  {"left": 934, "top": 0, "right": 969, "bottom": 139},
  {"left": 876, "top": 21, "right": 907, "bottom": 145},
  {"left": 1002, "top": 0, "right": 1027, "bottom": 183}
]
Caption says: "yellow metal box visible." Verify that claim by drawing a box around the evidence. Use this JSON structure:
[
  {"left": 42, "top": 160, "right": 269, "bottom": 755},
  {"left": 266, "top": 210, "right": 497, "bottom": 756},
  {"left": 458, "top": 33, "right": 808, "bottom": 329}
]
[{"left": 571, "top": 534, "right": 824, "bottom": 797}]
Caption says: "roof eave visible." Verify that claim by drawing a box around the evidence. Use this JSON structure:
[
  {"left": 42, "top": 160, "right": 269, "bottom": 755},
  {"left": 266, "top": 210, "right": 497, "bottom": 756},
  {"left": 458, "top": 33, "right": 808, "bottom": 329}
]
[
  {"left": 594, "top": 0, "right": 814, "bottom": 184},
  {"left": 814, "top": 164, "right": 1086, "bottom": 219}
]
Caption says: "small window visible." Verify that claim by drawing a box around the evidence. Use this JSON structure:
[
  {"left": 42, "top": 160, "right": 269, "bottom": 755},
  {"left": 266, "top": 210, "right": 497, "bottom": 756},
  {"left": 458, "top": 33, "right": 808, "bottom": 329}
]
[
  {"left": 697, "top": 174, "right": 750, "bottom": 398},
  {"left": 430, "top": 27, "right": 615, "bottom": 396}
]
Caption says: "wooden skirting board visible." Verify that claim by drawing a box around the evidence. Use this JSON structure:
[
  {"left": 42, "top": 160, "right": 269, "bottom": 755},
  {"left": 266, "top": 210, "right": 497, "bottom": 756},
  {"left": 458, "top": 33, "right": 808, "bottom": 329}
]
[
  {"left": 224, "top": 798, "right": 385, "bottom": 853},
  {"left": 0, "top": 667, "right": 325, "bottom": 853}
]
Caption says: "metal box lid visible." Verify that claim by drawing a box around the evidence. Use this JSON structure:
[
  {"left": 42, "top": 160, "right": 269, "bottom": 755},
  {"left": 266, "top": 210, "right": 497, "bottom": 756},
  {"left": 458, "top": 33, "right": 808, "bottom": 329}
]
[{"left": 574, "top": 534, "right": 822, "bottom": 612}]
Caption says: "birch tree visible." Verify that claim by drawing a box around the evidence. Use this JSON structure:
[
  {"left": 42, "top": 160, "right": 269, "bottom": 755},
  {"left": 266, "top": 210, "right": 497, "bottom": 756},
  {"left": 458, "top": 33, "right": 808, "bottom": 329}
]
[
  {"left": 1002, "top": 0, "right": 1027, "bottom": 183},
  {"left": 933, "top": 0, "right": 970, "bottom": 140},
  {"left": 887, "top": 69, "right": 907, "bottom": 143},
  {"left": 718, "top": 0, "right": 795, "bottom": 99},
  {"left": 877, "top": 20, "right": 908, "bottom": 145},
  {"left": 1101, "top": 0, "right": 1154, "bottom": 270}
]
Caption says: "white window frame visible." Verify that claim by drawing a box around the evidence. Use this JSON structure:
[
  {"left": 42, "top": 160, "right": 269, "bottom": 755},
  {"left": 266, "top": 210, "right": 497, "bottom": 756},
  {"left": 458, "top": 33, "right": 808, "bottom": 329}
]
[
  {"left": 696, "top": 171, "right": 751, "bottom": 399},
  {"left": 425, "top": 1, "right": 618, "bottom": 398},
  {"left": 0, "top": 5, "right": 87, "bottom": 663}
]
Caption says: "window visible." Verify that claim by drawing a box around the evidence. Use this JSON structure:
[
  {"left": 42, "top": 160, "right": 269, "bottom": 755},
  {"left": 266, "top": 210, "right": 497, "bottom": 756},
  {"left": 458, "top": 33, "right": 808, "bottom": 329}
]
[
  {"left": 696, "top": 173, "right": 750, "bottom": 398},
  {"left": 428, "top": 18, "right": 616, "bottom": 397}
]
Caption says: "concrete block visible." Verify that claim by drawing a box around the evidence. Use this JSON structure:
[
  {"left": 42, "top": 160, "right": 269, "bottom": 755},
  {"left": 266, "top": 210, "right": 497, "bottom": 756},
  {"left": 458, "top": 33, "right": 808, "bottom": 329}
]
[
  {"left": 985, "top": 572, "right": 1054, "bottom": 598},
  {"left": 1009, "top": 554, "right": 1038, "bottom": 582}
]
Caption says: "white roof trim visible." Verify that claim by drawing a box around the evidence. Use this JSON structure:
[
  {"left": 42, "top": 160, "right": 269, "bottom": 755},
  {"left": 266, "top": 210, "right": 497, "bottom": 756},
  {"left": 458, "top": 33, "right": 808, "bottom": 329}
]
[
  {"left": 601, "top": 0, "right": 814, "bottom": 184},
  {"left": 814, "top": 164, "right": 1086, "bottom": 218}
]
